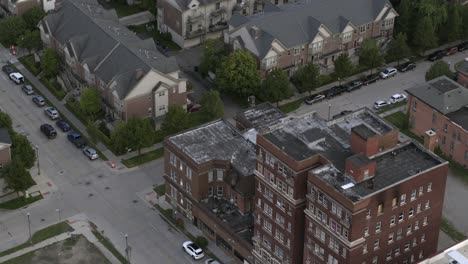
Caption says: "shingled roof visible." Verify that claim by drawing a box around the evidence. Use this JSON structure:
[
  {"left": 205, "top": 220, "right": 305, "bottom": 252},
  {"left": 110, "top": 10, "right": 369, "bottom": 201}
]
[
  {"left": 229, "top": 0, "right": 393, "bottom": 59},
  {"left": 42, "top": 0, "right": 179, "bottom": 99}
]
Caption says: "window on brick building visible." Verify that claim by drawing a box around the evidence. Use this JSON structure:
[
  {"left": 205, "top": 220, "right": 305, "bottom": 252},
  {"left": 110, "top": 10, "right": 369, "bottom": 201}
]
[
  {"left": 423, "top": 217, "right": 428, "bottom": 226},
  {"left": 208, "top": 171, "right": 213, "bottom": 182},
  {"left": 363, "top": 244, "right": 368, "bottom": 253},
  {"left": 386, "top": 252, "right": 392, "bottom": 261},
  {"left": 419, "top": 186, "right": 423, "bottom": 196},
  {"left": 388, "top": 233, "right": 394, "bottom": 244},
  {"left": 377, "top": 203, "right": 383, "bottom": 214},
  {"left": 373, "top": 239, "right": 379, "bottom": 250},
  {"left": 390, "top": 215, "right": 396, "bottom": 226},
  {"left": 409, "top": 208, "right": 414, "bottom": 218},
  {"left": 411, "top": 190, "right": 416, "bottom": 200},
  {"left": 405, "top": 242, "right": 410, "bottom": 252},
  {"left": 415, "top": 221, "right": 419, "bottom": 230},
  {"left": 400, "top": 194, "right": 406, "bottom": 205},
  {"left": 397, "top": 228, "right": 402, "bottom": 239},
  {"left": 427, "top": 183, "right": 432, "bottom": 192},
  {"left": 421, "top": 233, "right": 426, "bottom": 242},
  {"left": 392, "top": 197, "right": 397, "bottom": 207},
  {"left": 425, "top": 200, "right": 430, "bottom": 209},
  {"left": 366, "top": 209, "right": 371, "bottom": 218},
  {"left": 399, "top": 212, "right": 404, "bottom": 222},
  {"left": 364, "top": 227, "right": 369, "bottom": 236},
  {"left": 395, "top": 247, "right": 400, "bottom": 256},
  {"left": 217, "top": 186, "right": 223, "bottom": 196},
  {"left": 375, "top": 222, "right": 381, "bottom": 233},
  {"left": 407, "top": 224, "right": 412, "bottom": 235}
]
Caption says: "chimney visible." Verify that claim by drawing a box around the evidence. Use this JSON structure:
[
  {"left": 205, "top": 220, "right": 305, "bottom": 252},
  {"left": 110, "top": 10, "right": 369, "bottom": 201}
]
[
  {"left": 350, "top": 124, "right": 379, "bottom": 157},
  {"left": 424, "top": 130, "right": 437, "bottom": 152},
  {"left": 345, "top": 153, "right": 376, "bottom": 182}
]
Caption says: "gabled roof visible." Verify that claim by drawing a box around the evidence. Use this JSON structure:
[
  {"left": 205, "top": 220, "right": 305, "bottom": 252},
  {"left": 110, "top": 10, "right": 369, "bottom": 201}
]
[
  {"left": 42, "top": 0, "right": 179, "bottom": 100},
  {"left": 229, "top": 0, "right": 393, "bottom": 58},
  {"left": 406, "top": 76, "right": 468, "bottom": 115},
  {"left": 0, "top": 128, "right": 12, "bottom": 145}
]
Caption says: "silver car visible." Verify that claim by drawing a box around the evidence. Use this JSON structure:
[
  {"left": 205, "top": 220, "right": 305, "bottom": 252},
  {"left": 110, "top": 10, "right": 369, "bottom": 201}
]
[
  {"left": 44, "top": 107, "right": 59, "bottom": 120},
  {"left": 83, "top": 147, "right": 99, "bottom": 160}
]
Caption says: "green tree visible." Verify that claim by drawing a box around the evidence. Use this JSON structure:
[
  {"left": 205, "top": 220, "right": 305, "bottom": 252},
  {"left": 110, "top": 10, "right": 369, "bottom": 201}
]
[
  {"left": 462, "top": 5, "right": 468, "bottom": 40},
  {"left": 41, "top": 48, "right": 60, "bottom": 78},
  {"left": 395, "top": 0, "right": 411, "bottom": 35},
  {"left": 22, "top": 6, "right": 46, "bottom": 30},
  {"left": 161, "top": 105, "right": 191, "bottom": 136},
  {"left": 385, "top": 33, "right": 411, "bottom": 65},
  {"left": 216, "top": 50, "right": 260, "bottom": 98},
  {"left": 80, "top": 88, "right": 102, "bottom": 120},
  {"left": 110, "top": 121, "right": 130, "bottom": 155},
  {"left": 413, "top": 0, "right": 447, "bottom": 30},
  {"left": 199, "top": 39, "right": 226, "bottom": 77},
  {"left": 17, "top": 30, "right": 42, "bottom": 54},
  {"left": 259, "top": 69, "right": 292, "bottom": 106},
  {"left": 2, "top": 160, "right": 34, "bottom": 197},
  {"left": 199, "top": 90, "right": 224, "bottom": 121},
  {"left": 0, "top": 112, "right": 13, "bottom": 129},
  {"left": 0, "top": 16, "right": 27, "bottom": 46},
  {"left": 125, "top": 118, "right": 154, "bottom": 155},
  {"left": 291, "top": 63, "right": 320, "bottom": 95},
  {"left": 333, "top": 54, "right": 354, "bottom": 85},
  {"left": 412, "top": 16, "right": 438, "bottom": 53},
  {"left": 359, "top": 39, "right": 384, "bottom": 74},
  {"left": 11, "top": 134, "right": 36, "bottom": 169},
  {"left": 446, "top": 5, "right": 462, "bottom": 43},
  {"left": 425, "top": 61, "right": 452, "bottom": 81}
]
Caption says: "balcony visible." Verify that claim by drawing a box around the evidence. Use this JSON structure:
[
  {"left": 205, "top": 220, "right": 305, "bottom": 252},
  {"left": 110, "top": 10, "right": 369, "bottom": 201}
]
[
  {"left": 208, "top": 21, "right": 228, "bottom": 32},
  {"left": 185, "top": 27, "right": 205, "bottom": 38},
  {"left": 210, "top": 7, "right": 226, "bottom": 18},
  {"left": 187, "top": 13, "right": 205, "bottom": 24}
]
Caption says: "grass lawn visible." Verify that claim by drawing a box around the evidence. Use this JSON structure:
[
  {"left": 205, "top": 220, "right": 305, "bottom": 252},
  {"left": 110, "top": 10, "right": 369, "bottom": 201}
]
[
  {"left": 0, "top": 194, "right": 43, "bottom": 210},
  {"left": 0, "top": 222, "right": 73, "bottom": 258},
  {"left": 121, "top": 148, "right": 164, "bottom": 168},
  {"left": 65, "top": 99, "right": 89, "bottom": 125},
  {"left": 376, "top": 101, "right": 406, "bottom": 114},
  {"left": 18, "top": 55, "right": 41, "bottom": 76},
  {"left": 39, "top": 76, "right": 66, "bottom": 101},
  {"left": 92, "top": 230, "right": 128, "bottom": 264},
  {"left": 153, "top": 184, "right": 165, "bottom": 196},
  {"left": 279, "top": 99, "right": 302, "bottom": 113},
  {"left": 384, "top": 112, "right": 423, "bottom": 143},
  {"left": 441, "top": 217, "right": 467, "bottom": 242}
]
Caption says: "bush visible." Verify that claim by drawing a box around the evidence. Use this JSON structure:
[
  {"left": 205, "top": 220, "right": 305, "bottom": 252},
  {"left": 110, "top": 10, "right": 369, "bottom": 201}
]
[
  {"left": 195, "top": 236, "right": 208, "bottom": 249},
  {"left": 162, "top": 32, "right": 172, "bottom": 41}
]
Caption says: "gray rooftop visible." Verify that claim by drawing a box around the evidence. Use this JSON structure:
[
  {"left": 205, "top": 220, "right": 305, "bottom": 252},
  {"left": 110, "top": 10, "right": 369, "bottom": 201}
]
[
  {"left": 0, "top": 128, "right": 12, "bottom": 145},
  {"left": 312, "top": 141, "right": 444, "bottom": 202},
  {"left": 447, "top": 107, "right": 468, "bottom": 131},
  {"left": 235, "top": 102, "right": 285, "bottom": 131},
  {"left": 406, "top": 76, "right": 468, "bottom": 115},
  {"left": 229, "top": 0, "right": 392, "bottom": 58},
  {"left": 168, "top": 120, "right": 256, "bottom": 177},
  {"left": 458, "top": 58, "right": 468, "bottom": 74},
  {"left": 43, "top": 0, "right": 178, "bottom": 99}
]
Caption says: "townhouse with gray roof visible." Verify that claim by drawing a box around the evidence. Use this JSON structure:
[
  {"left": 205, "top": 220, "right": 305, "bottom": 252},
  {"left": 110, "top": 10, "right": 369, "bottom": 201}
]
[
  {"left": 226, "top": 0, "right": 397, "bottom": 77},
  {"left": 39, "top": 0, "right": 188, "bottom": 122}
]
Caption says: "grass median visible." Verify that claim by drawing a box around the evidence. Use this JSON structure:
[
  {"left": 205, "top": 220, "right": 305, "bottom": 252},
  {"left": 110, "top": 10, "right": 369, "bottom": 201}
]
[
  {"left": 441, "top": 217, "right": 467, "bottom": 242},
  {"left": 279, "top": 99, "right": 302, "bottom": 113},
  {"left": 92, "top": 230, "right": 128, "bottom": 264},
  {"left": 0, "top": 194, "right": 43, "bottom": 210},
  {"left": 121, "top": 148, "right": 164, "bottom": 168}
]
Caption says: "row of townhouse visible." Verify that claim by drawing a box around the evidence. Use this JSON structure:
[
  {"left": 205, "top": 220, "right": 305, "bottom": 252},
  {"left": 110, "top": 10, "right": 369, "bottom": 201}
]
[
  {"left": 38, "top": 0, "right": 188, "bottom": 122},
  {"left": 163, "top": 102, "right": 449, "bottom": 264}
]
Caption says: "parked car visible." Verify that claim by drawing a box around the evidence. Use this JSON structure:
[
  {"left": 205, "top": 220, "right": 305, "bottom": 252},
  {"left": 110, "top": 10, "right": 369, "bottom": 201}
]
[
  {"left": 389, "top": 93, "right": 407, "bottom": 104},
  {"left": 325, "top": 86, "right": 346, "bottom": 97},
  {"left": 44, "top": 107, "right": 59, "bottom": 120},
  {"left": 344, "top": 81, "right": 363, "bottom": 92},
  {"left": 56, "top": 119, "right": 71, "bottom": 132},
  {"left": 182, "top": 241, "right": 204, "bottom": 260},
  {"left": 428, "top": 50, "right": 446, "bottom": 61},
  {"left": 379, "top": 67, "right": 397, "bottom": 79},
  {"left": 40, "top": 124, "right": 57, "bottom": 139},
  {"left": 32, "top": 95, "right": 46, "bottom": 107},
  {"left": 9, "top": 72, "right": 24, "bottom": 84},
  {"left": 2, "top": 65, "right": 14, "bottom": 75},
  {"left": 373, "top": 100, "right": 390, "bottom": 110},
  {"left": 205, "top": 259, "right": 221, "bottom": 264},
  {"left": 458, "top": 42, "right": 468, "bottom": 51},
  {"left": 188, "top": 104, "right": 201, "bottom": 113},
  {"left": 83, "top": 146, "right": 99, "bottom": 160},
  {"left": 396, "top": 62, "right": 416, "bottom": 72},
  {"left": 304, "top": 94, "right": 325, "bottom": 105},
  {"left": 445, "top": 46, "right": 458, "bottom": 56},
  {"left": 361, "top": 74, "right": 380, "bottom": 85},
  {"left": 67, "top": 131, "right": 86, "bottom": 148},
  {"left": 21, "top": 85, "right": 34, "bottom": 95},
  {"left": 332, "top": 110, "right": 353, "bottom": 119}
]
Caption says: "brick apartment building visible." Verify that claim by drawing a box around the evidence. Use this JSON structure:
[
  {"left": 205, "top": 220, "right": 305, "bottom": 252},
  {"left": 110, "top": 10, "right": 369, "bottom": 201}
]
[
  {"left": 252, "top": 108, "right": 448, "bottom": 264},
  {"left": 164, "top": 120, "right": 256, "bottom": 263},
  {"left": 406, "top": 76, "right": 468, "bottom": 168}
]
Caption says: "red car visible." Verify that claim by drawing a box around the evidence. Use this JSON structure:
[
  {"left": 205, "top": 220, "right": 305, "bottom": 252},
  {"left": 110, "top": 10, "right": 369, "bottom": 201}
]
[{"left": 446, "top": 46, "right": 458, "bottom": 56}]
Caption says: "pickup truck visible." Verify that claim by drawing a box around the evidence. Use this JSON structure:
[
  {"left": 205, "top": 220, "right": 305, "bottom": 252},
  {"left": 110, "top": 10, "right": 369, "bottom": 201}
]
[{"left": 67, "top": 131, "right": 86, "bottom": 148}]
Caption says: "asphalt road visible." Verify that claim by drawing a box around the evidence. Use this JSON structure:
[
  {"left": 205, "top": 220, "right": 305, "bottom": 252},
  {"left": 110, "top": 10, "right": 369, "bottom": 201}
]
[
  {"left": 293, "top": 50, "right": 468, "bottom": 119},
  {"left": 0, "top": 56, "right": 199, "bottom": 263}
]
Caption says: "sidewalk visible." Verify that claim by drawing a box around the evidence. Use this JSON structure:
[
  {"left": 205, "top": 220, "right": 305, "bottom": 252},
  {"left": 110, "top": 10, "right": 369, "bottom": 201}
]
[
  {"left": 9, "top": 60, "right": 120, "bottom": 166},
  {"left": 119, "top": 142, "right": 163, "bottom": 160}
]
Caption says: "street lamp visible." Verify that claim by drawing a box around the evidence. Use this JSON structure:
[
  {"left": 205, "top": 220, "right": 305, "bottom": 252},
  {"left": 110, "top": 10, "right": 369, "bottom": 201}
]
[
  {"left": 26, "top": 212, "right": 31, "bottom": 243},
  {"left": 35, "top": 145, "right": 40, "bottom": 176},
  {"left": 124, "top": 233, "right": 131, "bottom": 263},
  {"left": 56, "top": 208, "right": 61, "bottom": 222}
]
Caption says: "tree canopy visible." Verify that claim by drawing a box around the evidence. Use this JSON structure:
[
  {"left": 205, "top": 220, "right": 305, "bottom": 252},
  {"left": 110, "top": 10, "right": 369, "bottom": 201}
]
[
  {"left": 333, "top": 54, "right": 354, "bottom": 85},
  {"left": 385, "top": 33, "right": 411, "bottom": 65},
  {"left": 2, "top": 159, "right": 35, "bottom": 196},
  {"left": 200, "top": 90, "right": 224, "bottom": 121},
  {"left": 0, "top": 16, "right": 27, "bottom": 46},
  {"left": 259, "top": 69, "right": 292, "bottom": 106},
  {"left": 199, "top": 39, "right": 226, "bottom": 77},
  {"left": 161, "top": 105, "right": 191, "bottom": 136},
  {"left": 359, "top": 39, "right": 384, "bottom": 74},
  {"left": 17, "top": 30, "right": 42, "bottom": 54},
  {"left": 41, "top": 48, "right": 60, "bottom": 78},
  {"left": 412, "top": 16, "right": 438, "bottom": 53},
  {"left": 216, "top": 50, "right": 260, "bottom": 98},
  {"left": 291, "top": 63, "right": 321, "bottom": 95},
  {"left": 11, "top": 133, "right": 36, "bottom": 169},
  {"left": 110, "top": 118, "right": 154, "bottom": 155},
  {"left": 80, "top": 88, "right": 102, "bottom": 120},
  {"left": 425, "top": 61, "right": 452, "bottom": 81},
  {"left": 22, "top": 7, "right": 46, "bottom": 30}
]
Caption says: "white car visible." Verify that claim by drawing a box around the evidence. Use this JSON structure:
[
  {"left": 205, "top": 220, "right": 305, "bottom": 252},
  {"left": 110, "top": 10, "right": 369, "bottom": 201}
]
[
  {"left": 379, "top": 67, "right": 397, "bottom": 79},
  {"left": 374, "top": 100, "right": 390, "bottom": 110},
  {"left": 205, "top": 259, "right": 221, "bottom": 264},
  {"left": 44, "top": 107, "right": 59, "bottom": 120},
  {"left": 389, "top": 94, "right": 407, "bottom": 104},
  {"left": 304, "top": 94, "right": 325, "bottom": 105},
  {"left": 182, "top": 241, "right": 204, "bottom": 260},
  {"left": 9, "top": 72, "right": 24, "bottom": 84},
  {"left": 83, "top": 147, "right": 99, "bottom": 160}
]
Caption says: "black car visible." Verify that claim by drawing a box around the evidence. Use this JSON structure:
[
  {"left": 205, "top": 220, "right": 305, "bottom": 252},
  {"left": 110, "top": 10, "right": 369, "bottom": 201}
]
[
  {"left": 325, "top": 85, "right": 346, "bottom": 97},
  {"left": 40, "top": 124, "right": 57, "bottom": 139},
  {"left": 458, "top": 42, "right": 468, "bottom": 51},
  {"left": 56, "top": 119, "right": 71, "bottom": 132},
  {"left": 396, "top": 62, "right": 416, "bottom": 72},
  {"left": 428, "top": 50, "right": 446, "bottom": 61},
  {"left": 361, "top": 74, "right": 380, "bottom": 85},
  {"left": 67, "top": 131, "right": 86, "bottom": 148},
  {"left": 2, "top": 65, "right": 14, "bottom": 75},
  {"left": 344, "top": 81, "right": 363, "bottom": 92}
]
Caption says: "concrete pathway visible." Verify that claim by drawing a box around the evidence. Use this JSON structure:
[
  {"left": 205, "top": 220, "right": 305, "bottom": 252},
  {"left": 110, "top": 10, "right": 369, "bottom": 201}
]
[{"left": 119, "top": 142, "right": 163, "bottom": 161}]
